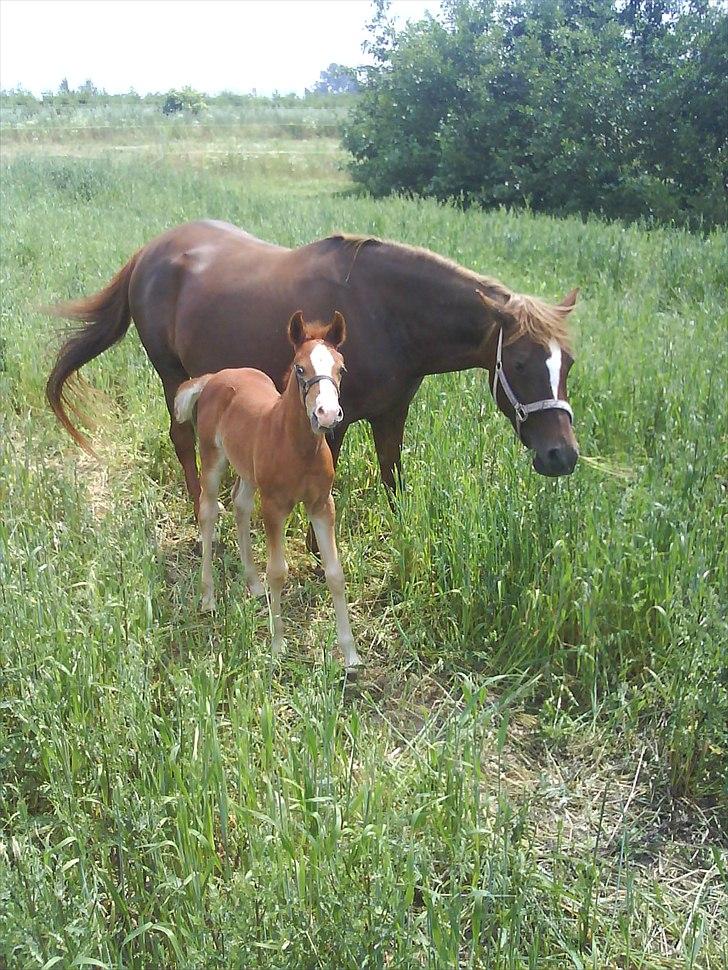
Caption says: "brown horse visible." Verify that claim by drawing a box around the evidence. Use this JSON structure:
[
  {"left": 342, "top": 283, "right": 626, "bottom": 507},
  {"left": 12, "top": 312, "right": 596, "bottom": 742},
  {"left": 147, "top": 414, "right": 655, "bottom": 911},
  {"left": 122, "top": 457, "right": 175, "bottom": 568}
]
[
  {"left": 175, "top": 310, "right": 360, "bottom": 671},
  {"left": 47, "top": 220, "right": 579, "bottom": 512}
]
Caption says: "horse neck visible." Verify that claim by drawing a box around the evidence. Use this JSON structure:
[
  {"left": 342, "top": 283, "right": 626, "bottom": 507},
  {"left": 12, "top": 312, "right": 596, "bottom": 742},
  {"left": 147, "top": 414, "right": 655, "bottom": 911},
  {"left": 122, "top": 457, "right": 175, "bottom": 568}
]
[
  {"left": 275, "top": 376, "right": 324, "bottom": 459},
  {"left": 362, "top": 246, "right": 500, "bottom": 375}
]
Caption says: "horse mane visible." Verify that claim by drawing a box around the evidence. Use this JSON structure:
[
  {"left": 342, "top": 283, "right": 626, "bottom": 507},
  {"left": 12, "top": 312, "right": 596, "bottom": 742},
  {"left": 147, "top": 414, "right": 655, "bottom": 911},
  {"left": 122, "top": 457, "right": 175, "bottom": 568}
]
[
  {"left": 326, "top": 233, "right": 573, "bottom": 351},
  {"left": 501, "top": 294, "right": 573, "bottom": 351}
]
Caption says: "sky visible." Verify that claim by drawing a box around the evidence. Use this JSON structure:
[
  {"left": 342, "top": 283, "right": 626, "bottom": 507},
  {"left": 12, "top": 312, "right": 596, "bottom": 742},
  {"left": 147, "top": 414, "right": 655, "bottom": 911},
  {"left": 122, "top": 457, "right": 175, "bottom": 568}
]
[{"left": 0, "top": 0, "right": 442, "bottom": 96}]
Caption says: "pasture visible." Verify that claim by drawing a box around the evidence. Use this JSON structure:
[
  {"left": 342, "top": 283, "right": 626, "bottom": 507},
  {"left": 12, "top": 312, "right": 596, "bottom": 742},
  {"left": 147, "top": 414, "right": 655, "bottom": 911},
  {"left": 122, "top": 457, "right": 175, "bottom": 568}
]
[{"left": 1, "top": 106, "right": 727, "bottom": 968}]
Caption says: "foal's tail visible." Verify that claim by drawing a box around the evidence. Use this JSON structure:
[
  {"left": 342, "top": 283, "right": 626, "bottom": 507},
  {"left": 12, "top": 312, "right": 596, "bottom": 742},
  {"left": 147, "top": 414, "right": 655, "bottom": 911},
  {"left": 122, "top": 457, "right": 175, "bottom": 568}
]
[
  {"left": 174, "top": 375, "right": 213, "bottom": 424},
  {"left": 46, "top": 252, "right": 140, "bottom": 453}
]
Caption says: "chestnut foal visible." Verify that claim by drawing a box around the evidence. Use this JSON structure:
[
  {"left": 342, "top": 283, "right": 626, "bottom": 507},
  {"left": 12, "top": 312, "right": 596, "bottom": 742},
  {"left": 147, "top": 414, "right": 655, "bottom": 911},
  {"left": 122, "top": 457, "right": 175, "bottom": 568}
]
[{"left": 174, "top": 311, "right": 361, "bottom": 671}]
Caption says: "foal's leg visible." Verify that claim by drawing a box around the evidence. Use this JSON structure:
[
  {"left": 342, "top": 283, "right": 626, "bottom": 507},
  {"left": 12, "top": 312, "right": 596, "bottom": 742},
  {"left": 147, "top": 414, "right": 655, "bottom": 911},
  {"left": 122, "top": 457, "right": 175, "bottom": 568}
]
[
  {"left": 232, "top": 477, "right": 264, "bottom": 597},
  {"left": 308, "top": 495, "right": 361, "bottom": 671},
  {"left": 261, "top": 499, "right": 289, "bottom": 654},
  {"left": 306, "top": 423, "right": 347, "bottom": 559},
  {"left": 198, "top": 444, "right": 227, "bottom": 612}
]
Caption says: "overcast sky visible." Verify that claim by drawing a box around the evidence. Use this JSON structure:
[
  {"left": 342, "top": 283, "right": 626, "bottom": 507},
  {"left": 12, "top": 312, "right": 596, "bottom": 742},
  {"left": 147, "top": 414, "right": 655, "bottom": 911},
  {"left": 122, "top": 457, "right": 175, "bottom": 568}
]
[{"left": 0, "top": 0, "right": 442, "bottom": 96}]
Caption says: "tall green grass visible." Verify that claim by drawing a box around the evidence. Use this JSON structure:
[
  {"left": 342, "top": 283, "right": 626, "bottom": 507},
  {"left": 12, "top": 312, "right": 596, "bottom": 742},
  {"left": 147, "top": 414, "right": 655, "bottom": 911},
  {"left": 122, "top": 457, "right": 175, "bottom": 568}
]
[{"left": 1, "top": 149, "right": 726, "bottom": 968}]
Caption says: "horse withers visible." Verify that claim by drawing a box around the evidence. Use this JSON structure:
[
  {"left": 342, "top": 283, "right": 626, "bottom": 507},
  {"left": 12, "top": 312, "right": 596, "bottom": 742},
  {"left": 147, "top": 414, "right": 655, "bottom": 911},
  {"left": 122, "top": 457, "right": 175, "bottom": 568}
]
[{"left": 174, "top": 310, "right": 361, "bottom": 672}]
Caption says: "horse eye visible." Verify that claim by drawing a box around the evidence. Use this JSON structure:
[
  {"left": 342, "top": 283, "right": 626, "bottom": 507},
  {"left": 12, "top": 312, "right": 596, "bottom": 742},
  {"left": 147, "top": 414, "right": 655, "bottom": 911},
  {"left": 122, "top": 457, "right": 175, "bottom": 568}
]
[{"left": 295, "top": 365, "right": 304, "bottom": 375}]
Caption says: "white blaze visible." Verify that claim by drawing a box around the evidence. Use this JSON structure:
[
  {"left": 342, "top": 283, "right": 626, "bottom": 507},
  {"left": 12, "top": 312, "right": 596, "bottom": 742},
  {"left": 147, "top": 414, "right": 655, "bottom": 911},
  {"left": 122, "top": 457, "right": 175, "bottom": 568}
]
[
  {"left": 546, "top": 340, "right": 562, "bottom": 399},
  {"left": 309, "top": 343, "right": 340, "bottom": 424}
]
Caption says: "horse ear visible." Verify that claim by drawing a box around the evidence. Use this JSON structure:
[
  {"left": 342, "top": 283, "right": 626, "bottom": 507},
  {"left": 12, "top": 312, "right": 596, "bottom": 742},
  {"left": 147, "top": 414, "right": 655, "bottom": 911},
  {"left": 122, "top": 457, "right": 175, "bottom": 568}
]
[
  {"left": 327, "top": 310, "right": 347, "bottom": 348},
  {"left": 288, "top": 310, "right": 306, "bottom": 346},
  {"left": 476, "top": 289, "right": 512, "bottom": 326},
  {"left": 559, "top": 288, "right": 579, "bottom": 311}
]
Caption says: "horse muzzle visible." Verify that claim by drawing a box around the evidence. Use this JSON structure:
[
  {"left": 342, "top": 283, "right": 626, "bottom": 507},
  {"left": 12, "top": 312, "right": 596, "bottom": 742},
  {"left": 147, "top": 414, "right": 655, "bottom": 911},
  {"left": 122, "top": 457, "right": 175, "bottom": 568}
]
[
  {"left": 532, "top": 443, "right": 579, "bottom": 477},
  {"left": 310, "top": 407, "right": 344, "bottom": 435}
]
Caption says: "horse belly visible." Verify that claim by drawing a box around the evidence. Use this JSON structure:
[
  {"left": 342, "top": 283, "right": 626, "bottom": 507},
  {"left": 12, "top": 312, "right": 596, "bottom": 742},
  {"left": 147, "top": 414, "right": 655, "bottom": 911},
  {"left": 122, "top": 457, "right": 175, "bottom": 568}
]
[{"left": 218, "top": 380, "right": 279, "bottom": 482}]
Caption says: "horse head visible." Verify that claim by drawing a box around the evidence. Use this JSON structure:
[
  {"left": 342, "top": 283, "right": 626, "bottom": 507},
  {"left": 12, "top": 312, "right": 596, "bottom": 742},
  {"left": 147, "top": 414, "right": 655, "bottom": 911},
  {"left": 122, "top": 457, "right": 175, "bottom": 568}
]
[
  {"left": 288, "top": 310, "right": 347, "bottom": 434},
  {"left": 477, "top": 288, "right": 579, "bottom": 477}
]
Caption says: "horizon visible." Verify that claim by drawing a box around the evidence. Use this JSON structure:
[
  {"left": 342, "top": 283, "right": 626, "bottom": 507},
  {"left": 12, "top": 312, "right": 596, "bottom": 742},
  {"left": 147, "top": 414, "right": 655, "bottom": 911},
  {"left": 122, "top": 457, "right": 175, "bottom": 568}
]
[{"left": 0, "top": 0, "right": 441, "bottom": 98}]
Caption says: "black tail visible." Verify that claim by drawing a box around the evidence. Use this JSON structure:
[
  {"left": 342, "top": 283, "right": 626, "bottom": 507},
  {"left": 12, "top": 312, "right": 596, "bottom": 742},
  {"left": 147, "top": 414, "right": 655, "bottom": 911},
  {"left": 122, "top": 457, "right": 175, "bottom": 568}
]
[{"left": 46, "top": 252, "right": 139, "bottom": 453}]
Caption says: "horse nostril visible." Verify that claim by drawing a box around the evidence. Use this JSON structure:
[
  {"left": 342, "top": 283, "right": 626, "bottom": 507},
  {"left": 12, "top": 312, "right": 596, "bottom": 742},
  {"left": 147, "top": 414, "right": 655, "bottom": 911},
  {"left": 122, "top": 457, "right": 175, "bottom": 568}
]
[
  {"left": 548, "top": 447, "right": 564, "bottom": 468},
  {"left": 337, "top": 408, "right": 343, "bottom": 421},
  {"left": 316, "top": 405, "right": 325, "bottom": 416}
]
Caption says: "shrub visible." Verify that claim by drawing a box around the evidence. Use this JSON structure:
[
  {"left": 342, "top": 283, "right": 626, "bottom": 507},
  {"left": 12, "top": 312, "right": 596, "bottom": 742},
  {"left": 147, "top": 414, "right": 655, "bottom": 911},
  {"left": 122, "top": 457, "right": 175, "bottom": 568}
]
[
  {"left": 161, "top": 86, "right": 207, "bottom": 116},
  {"left": 343, "top": 0, "right": 728, "bottom": 228}
]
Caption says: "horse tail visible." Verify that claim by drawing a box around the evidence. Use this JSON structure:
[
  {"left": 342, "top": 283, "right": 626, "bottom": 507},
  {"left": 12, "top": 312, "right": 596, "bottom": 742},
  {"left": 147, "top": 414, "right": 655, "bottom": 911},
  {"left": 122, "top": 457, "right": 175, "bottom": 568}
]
[
  {"left": 174, "top": 375, "right": 213, "bottom": 424},
  {"left": 46, "top": 252, "right": 140, "bottom": 453}
]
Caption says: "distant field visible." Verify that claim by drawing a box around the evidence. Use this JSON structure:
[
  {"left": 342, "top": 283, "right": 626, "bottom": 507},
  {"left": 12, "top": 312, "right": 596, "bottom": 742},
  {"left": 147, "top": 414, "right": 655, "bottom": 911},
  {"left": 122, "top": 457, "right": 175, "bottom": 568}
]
[{"left": 1, "top": 108, "right": 727, "bottom": 968}]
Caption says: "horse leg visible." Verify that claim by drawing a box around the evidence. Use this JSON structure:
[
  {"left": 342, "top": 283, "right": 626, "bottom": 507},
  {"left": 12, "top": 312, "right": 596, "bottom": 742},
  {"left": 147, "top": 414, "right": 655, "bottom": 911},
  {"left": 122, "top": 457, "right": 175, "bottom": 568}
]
[
  {"left": 232, "top": 477, "right": 264, "bottom": 597},
  {"left": 198, "top": 443, "right": 227, "bottom": 613},
  {"left": 306, "top": 423, "right": 347, "bottom": 557},
  {"left": 261, "top": 498, "right": 289, "bottom": 655},
  {"left": 162, "top": 373, "right": 202, "bottom": 516},
  {"left": 308, "top": 495, "right": 361, "bottom": 672},
  {"left": 369, "top": 391, "right": 418, "bottom": 499}
]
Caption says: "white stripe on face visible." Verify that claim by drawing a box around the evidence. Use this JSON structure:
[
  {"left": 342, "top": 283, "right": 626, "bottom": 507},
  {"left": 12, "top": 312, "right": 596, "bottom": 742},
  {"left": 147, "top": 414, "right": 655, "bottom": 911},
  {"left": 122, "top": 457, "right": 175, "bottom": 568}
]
[
  {"left": 308, "top": 343, "right": 340, "bottom": 425},
  {"left": 546, "top": 340, "right": 562, "bottom": 399}
]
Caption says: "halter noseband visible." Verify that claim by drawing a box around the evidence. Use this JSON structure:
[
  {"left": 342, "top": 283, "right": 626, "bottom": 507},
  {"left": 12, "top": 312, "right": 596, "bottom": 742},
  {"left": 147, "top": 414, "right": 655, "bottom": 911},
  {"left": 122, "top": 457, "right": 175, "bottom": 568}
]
[
  {"left": 297, "top": 371, "right": 340, "bottom": 403},
  {"left": 491, "top": 327, "right": 573, "bottom": 441}
]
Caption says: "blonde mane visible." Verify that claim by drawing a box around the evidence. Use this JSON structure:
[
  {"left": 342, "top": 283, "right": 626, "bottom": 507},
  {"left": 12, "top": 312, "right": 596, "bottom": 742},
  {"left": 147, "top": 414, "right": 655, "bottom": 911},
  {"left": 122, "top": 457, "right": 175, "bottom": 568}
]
[
  {"left": 502, "top": 293, "right": 573, "bottom": 351},
  {"left": 327, "top": 234, "right": 574, "bottom": 351}
]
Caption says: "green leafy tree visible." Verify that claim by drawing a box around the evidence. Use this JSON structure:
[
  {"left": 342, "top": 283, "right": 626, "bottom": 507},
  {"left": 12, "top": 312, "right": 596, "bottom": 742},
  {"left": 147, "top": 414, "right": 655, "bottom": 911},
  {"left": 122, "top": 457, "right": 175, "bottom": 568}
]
[
  {"left": 313, "top": 63, "right": 359, "bottom": 94},
  {"left": 344, "top": 0, "right": 727, "bottom": 226},
  {"left": 161, "top": 86, "right": 206, "bottom": 116}
]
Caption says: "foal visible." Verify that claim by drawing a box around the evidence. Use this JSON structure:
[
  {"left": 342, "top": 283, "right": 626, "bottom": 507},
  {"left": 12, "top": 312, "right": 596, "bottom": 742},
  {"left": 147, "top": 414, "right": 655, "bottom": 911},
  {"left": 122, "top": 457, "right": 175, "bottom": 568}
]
[{"left": 174, "top": 311, "right": 361, "bottom": 671}]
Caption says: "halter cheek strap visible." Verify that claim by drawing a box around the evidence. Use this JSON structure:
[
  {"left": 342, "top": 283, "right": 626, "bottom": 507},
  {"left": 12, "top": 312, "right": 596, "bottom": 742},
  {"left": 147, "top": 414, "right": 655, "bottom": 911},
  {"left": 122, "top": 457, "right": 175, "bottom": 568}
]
[{"left": 492, "top": 327, "right": 574, "bottom": 441}]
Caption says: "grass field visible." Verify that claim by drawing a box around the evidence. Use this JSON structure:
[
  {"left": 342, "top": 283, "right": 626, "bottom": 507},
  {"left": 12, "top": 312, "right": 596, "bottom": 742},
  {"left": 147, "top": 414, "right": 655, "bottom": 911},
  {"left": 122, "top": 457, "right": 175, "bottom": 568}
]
[{"left": 1, "top": 106, "right": 727, "bottom": 968}]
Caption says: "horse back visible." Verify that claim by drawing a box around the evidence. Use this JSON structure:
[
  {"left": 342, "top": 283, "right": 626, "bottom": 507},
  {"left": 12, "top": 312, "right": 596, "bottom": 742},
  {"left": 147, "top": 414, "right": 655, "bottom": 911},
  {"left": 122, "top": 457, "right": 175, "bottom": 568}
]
[{"left": 128, "top": 220, "right": 408, "bottom": 424}]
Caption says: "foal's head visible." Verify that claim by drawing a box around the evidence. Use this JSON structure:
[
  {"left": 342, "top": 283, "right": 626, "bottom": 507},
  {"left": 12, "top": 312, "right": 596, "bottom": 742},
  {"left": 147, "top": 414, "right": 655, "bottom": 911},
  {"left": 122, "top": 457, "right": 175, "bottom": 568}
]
[
  {"left": 288, "top": 310, "right": 347, "bottom": 434},
  {"left": 477, "top": 288, "right": 579, "bottom": 477}
]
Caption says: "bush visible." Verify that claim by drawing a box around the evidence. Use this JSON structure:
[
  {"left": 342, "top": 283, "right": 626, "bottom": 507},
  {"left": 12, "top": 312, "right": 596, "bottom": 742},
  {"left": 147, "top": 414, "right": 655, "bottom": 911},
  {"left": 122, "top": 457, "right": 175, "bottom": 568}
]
[
  {"left": 161, "top": 86, "right": 206, "bottom": 116},
  {"left": 343, "top": 0, "right": 728, "bottom": 228}
]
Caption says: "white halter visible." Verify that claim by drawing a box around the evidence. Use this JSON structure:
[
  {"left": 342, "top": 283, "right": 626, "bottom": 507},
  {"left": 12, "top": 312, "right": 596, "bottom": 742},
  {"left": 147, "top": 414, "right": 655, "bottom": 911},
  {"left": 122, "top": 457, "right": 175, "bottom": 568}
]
[{"left": 491, "top": 327, "right": 574, "bottom": 441}]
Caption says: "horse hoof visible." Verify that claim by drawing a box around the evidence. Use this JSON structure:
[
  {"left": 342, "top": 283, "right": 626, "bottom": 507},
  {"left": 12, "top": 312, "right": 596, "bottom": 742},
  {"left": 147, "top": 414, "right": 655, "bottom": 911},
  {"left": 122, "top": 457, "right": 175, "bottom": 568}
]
[
  {"left": 248, "top": 579, "right": 266, "bottom": 598},
  {"left": 201, "top": 596, "right": 216, "bottom": 613},
  {"left": 343, "top": 652, "right": 363, "bottom": 678}
]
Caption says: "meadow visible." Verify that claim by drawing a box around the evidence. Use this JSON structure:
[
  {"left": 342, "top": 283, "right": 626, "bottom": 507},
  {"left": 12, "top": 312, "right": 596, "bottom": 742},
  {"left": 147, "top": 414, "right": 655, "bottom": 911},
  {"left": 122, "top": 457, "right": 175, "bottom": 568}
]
[{"left": 1, "top": 105, "right": 727, "bottom": 968}]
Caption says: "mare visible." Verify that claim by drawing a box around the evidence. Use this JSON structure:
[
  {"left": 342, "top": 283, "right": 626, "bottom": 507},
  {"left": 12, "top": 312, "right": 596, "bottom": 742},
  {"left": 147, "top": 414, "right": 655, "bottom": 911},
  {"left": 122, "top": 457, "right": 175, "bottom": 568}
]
[
  {"left": 47, "top": 221, "right": 580, "bottom": 516},
  {"left": 174, "top": 310, "right": 361, "bottom": 672}
]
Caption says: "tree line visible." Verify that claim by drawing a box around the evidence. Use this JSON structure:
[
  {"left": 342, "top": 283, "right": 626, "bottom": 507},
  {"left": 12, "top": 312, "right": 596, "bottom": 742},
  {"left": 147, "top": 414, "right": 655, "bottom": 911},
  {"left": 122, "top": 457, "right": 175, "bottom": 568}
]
[
  {"left": 343, "top": 0, "right": 727, "bottom": 228},
  {"left": 0, "top": 64, "right": 358, "bottom": 115}
]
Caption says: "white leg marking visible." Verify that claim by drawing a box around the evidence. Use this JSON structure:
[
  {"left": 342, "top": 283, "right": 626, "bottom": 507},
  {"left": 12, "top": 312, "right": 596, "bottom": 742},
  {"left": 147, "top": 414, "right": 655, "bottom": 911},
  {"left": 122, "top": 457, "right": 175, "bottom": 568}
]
[
  {"left": 310, "top": 505, "right": 361, "bottom": 671},
  {"left": 199, "top": 452, "right": 227, "bottom": 613},
  {"left": 546, "top": 340, "right": 562, "bottom": 399}
]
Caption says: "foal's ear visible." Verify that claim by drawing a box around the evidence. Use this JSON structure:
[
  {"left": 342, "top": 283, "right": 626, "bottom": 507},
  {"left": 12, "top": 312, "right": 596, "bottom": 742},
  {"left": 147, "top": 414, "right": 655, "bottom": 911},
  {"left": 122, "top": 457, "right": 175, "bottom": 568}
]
[
  {"left": 559, "top": 288, "right": 579, "bottom": 311},
  {"left": 288, "top": 310, "right": 306, "bottom": 346},
  {"left": 327, "top": 310, "right": 347, "bottom": 348}
]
